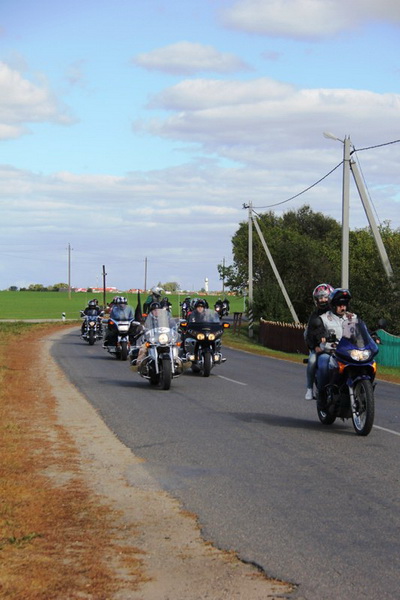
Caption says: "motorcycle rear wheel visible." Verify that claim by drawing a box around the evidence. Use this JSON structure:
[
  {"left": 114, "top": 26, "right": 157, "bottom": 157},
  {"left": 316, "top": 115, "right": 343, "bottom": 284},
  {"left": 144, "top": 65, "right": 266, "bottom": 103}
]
[
  {"left": 160, "top": 360, "right": 172, "bottom": 390},
  {"left": 352, "top": 379, "right": 375, "bottom": 436},
  {"left": 316, "top": 387, "right": 336, "bottom": 425}
]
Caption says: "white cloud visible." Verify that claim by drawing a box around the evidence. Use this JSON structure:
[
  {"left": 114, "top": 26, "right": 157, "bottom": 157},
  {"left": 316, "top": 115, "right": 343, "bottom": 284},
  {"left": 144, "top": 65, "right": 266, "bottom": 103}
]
[
  {"left": 0, "top": 62, "right": 74, "bottom": 139},
  {"left": 133, "top": 41, "right": 251, "bottom": 75},
  {"left": 135, "top": 77, "right": 400, "bottom": 164},
  {"left": 221, "top": 0, "right": 400, "bottom": 39}
]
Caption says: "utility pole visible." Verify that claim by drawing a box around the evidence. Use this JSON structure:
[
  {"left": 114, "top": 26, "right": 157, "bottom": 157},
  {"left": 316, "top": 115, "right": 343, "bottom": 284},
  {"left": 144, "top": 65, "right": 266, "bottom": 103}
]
[
  {"left": 324, "top": 131, "right": 394, "bottom": 287},
  {"left": 252, "top": 216, "right": 300, "bottom": 324},
  {"left": 350, "top": 159, "right": 394, "bottom": 281},
  {"left": 341, "top": 136, "right": 351, "bottom": 289},
  {"left": 102, "top": 265, "right": 107, "bottom": 308},
  {"left": 67, "top": 243, "right": 72, "bottom": 300},
  {"left": 144, "top": 257, "right": 148, "bottom": 291},
  {"left": 222, "top": 257, "right": 225, "bottom": 294},
  {"left": 248, "top": 202, "right": 254, "bottom": 338}
]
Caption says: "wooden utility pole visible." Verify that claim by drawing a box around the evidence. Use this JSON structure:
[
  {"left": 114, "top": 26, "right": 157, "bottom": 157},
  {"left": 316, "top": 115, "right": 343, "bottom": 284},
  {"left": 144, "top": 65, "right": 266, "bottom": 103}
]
[
  {"left": 102, "top": 265, "right": 107, "bottom": 308},
  {"left": 68, "top": 243, "right": 72, "bottom": 300}
]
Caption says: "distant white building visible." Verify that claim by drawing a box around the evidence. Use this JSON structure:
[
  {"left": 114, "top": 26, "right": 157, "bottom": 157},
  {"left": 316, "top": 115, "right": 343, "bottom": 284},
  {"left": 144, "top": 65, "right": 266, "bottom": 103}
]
[{"left": 204, "top": 277, "right": 209, "bottom": 293}]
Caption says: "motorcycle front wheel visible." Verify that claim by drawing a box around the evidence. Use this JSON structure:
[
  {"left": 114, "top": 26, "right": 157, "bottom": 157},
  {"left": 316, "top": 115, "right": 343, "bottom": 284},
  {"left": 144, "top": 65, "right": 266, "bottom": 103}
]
[
  {"left": 160, "top": 360, "right": 172, "bottom": 390},
  {"left": 352, "top": 379, "right": 375, "bottom": 436},
  {"left": 88, "top": 329, "right": 95, "bottom": 345},
  {"left": 202, "top": 351, "right": 212, "bottom": 377},
  {"left": 120, "top": 341, "right": 128, "bottom": 361}
]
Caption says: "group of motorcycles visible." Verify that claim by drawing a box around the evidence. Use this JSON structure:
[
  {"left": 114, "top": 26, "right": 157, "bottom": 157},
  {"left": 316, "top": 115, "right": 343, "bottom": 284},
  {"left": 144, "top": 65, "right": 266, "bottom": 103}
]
[
  {"left": 81, "top": 299, "right": 381, "bottom": 436},
  {"left": 80, "top": 299, "right": 231, "bottom": 392}
]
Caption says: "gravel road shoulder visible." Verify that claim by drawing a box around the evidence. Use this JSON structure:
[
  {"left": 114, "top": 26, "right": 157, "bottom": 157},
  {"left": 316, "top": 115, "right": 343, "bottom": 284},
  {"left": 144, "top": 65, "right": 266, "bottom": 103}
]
[{"left": 44, "top": 327, "right": 294, "bottom": 599}]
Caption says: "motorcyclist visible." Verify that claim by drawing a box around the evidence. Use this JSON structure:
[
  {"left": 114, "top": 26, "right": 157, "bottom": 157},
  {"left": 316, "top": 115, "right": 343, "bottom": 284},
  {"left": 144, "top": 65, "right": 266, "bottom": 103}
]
[
  {"left": 80, "top": 299, "right": 102, "bottom": 334},
  {"left": 215, "top": 297, "right": 230, "bottom": 318},
  {"left": 222, "top": 297, "right": 230, "bottom": 315},
  {"left": 136, "top": 302, "right": 176, "bottom": 366},
  {"left": 180, "top": 296, "right": 191, "bottom": 318},
  {"left": 315, "top": 288, "right": 356, "bottom": 407},
  {"left": 104, "top": 296, "right": 141, "bottom": 347},
  {"left": 188, "top": 299, "right": 208, "bottom": 322},
  {"left": 143, "top": 286, "right": 164, "bottom": 314},
  {"left": 160, "top": 296, "right": 172, "bottom": 312},
  {"left": 110, "top": 296, "right": 134, "bottom": 321},
  {"left": 215, "top": 298, "right": 223, "bottom": 313},
  {"left": 304, "top": 283, "right": 333, "bottom": 400},
  {"left": 179, "top": 299, "right": 213, "bottom": 352}
]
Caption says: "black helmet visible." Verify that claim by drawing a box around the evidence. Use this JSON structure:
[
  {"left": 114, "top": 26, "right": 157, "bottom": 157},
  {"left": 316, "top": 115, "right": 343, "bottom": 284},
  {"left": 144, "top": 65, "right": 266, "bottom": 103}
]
[
  {"left": 88, "top": 299, "right": 97, "bottom": 308},
  {"left": 329, "top": 288, "right": 352, "bottom": 309},
  {"left": 150, "top": 301, "right": 161, "bottom": 311},
  {"left": 194, "top": 299, "right": 206, "bottom": 309},
  {"left": 114, "top": 296, "right": 127, "bottom": 305}
]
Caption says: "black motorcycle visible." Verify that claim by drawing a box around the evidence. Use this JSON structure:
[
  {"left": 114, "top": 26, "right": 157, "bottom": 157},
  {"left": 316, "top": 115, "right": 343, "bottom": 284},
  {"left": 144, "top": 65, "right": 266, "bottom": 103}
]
[
  {"left": 214, "top": 299, "right": 230, "bottom": 319},
  {"left": 180, "top": 297, "right": 191, "bottom": 319},
  {"left": 104, "top": 318, "right": 142, "bottom": 360},
  {"left": 314, "top": 317, "right": 379, "bottom": 436},
  {"left": 80, "top": 311, "right": 103, "bottom": 345},
  {"left": 180, "top": 309, "right": 230, "bottom": 377}
]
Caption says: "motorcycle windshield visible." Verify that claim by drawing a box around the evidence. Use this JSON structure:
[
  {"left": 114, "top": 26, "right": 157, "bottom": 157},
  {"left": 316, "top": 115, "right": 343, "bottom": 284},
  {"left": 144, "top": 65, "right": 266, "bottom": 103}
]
[
  {"left": 336, "top": 318, "right": 379, "bottom": 360},
  {"left": 187, "top": 309, "right": 224, "bottom": 332},
  {"left": 144, "top": 309, "right": 178, "bottom": 344}
]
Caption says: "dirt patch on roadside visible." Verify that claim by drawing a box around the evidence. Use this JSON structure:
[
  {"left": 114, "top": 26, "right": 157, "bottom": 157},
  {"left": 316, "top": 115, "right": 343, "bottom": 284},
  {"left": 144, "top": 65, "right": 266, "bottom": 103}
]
[{"left": 1, "top": 324, "right": 294, "bottom": 599}]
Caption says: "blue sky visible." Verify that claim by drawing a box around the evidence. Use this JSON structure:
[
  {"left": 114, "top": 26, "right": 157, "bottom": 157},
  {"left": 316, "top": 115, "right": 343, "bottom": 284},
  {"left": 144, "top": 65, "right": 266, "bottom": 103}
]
[{"left": 0, "top": 0, "right": 399, "bottom": 292}]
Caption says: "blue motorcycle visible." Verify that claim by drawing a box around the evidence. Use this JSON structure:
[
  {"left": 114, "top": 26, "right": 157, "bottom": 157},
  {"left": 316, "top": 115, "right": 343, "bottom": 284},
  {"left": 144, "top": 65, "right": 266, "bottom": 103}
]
[{"left": 315, "top": 318, "right": 379, "bottom": 436}]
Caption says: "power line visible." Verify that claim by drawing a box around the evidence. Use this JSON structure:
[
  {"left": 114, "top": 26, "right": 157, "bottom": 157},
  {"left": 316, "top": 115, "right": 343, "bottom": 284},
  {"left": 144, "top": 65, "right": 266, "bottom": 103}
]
[
  {"left": 245, "top": 137, "right": 400, "bottom": 212},
  {"left": 248, "top": 161, "right": 343, "bottom": 210},
  {"left": 353, "top": 139, "right": 400, "bottom": 153}
]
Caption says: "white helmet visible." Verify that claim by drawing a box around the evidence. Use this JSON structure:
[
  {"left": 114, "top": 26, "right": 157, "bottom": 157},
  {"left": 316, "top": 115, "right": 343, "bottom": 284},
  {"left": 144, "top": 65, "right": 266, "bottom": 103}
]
[{"left": 151, "top": 286, "right": 163, "bottom": 297}]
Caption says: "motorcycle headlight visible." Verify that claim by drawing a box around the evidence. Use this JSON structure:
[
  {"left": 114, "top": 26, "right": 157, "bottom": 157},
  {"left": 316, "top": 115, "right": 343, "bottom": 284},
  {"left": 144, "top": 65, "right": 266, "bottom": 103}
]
[
  {"left": 89, "top": 321, "right": 96, "bottom": 326},
  {"left": 208, "top": 333, "right": 216, "bottom": 341},
  {"left": 119, "top": 325, "right": 130, "bottom": 332},
  {"left": 197, "top": 333, "right": 205, "bottom": 341},
  {"left": 158, "top": 333, "right": 169, "bottom": 344},
  {"left": 350, "top": 349, "right": 371, "bottom": 361}
]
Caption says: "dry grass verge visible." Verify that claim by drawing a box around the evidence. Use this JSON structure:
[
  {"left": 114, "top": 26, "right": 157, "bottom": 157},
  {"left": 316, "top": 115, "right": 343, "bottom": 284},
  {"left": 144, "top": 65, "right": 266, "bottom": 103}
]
[
  {"left": 0, "top": 324, "right": 294, "bottom": 600},
  {"left": 0, "top": 324, "right": 146, "bottom": 599}
]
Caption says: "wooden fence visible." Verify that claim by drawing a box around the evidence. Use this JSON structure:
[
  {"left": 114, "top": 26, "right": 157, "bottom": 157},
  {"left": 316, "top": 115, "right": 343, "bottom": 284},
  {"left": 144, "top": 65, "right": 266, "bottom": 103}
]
[{"left": 259, "top": 319, "right": 308, "bottom": 354}]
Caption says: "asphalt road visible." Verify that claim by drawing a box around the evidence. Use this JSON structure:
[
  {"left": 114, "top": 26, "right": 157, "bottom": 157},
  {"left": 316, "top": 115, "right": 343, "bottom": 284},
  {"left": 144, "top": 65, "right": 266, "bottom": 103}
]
[{"left": 52, "top": 328, "right": 400, "bottom": 600}]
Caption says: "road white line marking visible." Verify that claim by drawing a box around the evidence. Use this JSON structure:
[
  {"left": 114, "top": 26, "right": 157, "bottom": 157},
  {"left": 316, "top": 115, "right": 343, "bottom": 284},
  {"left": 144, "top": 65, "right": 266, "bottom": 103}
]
[
  {"left": 217, "top": 375, "right": 247, "bottom": 386},
  {"left": 374, "top": 425, "right": 400, "bottom": 437}
]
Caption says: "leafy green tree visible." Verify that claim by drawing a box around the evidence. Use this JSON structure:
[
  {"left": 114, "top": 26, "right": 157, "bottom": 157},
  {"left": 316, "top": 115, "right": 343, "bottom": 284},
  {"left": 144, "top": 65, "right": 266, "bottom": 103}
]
[
  {"left": 28, "top": 284, "right": 46, "bottom": 292},
  {"left": 50, "top": 283, "right": 69, "bottom": 291},
  {"left": 225, "top": 205, "right": 400, "bottom": 332},
  {"left": 349, "top": 223, "right": 400, "bottom": 333},
  {"left": 217, "top": 263, "right": 244, "bottom": 293},
  {"left": 162, "top": 282, "right": 180, "bottom": 292}
]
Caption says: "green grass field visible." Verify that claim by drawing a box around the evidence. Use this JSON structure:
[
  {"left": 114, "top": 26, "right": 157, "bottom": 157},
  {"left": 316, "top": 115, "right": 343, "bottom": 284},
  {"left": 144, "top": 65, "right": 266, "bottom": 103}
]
[{"left": 0, "top": 291, "right": 245, "bottom": 320}]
